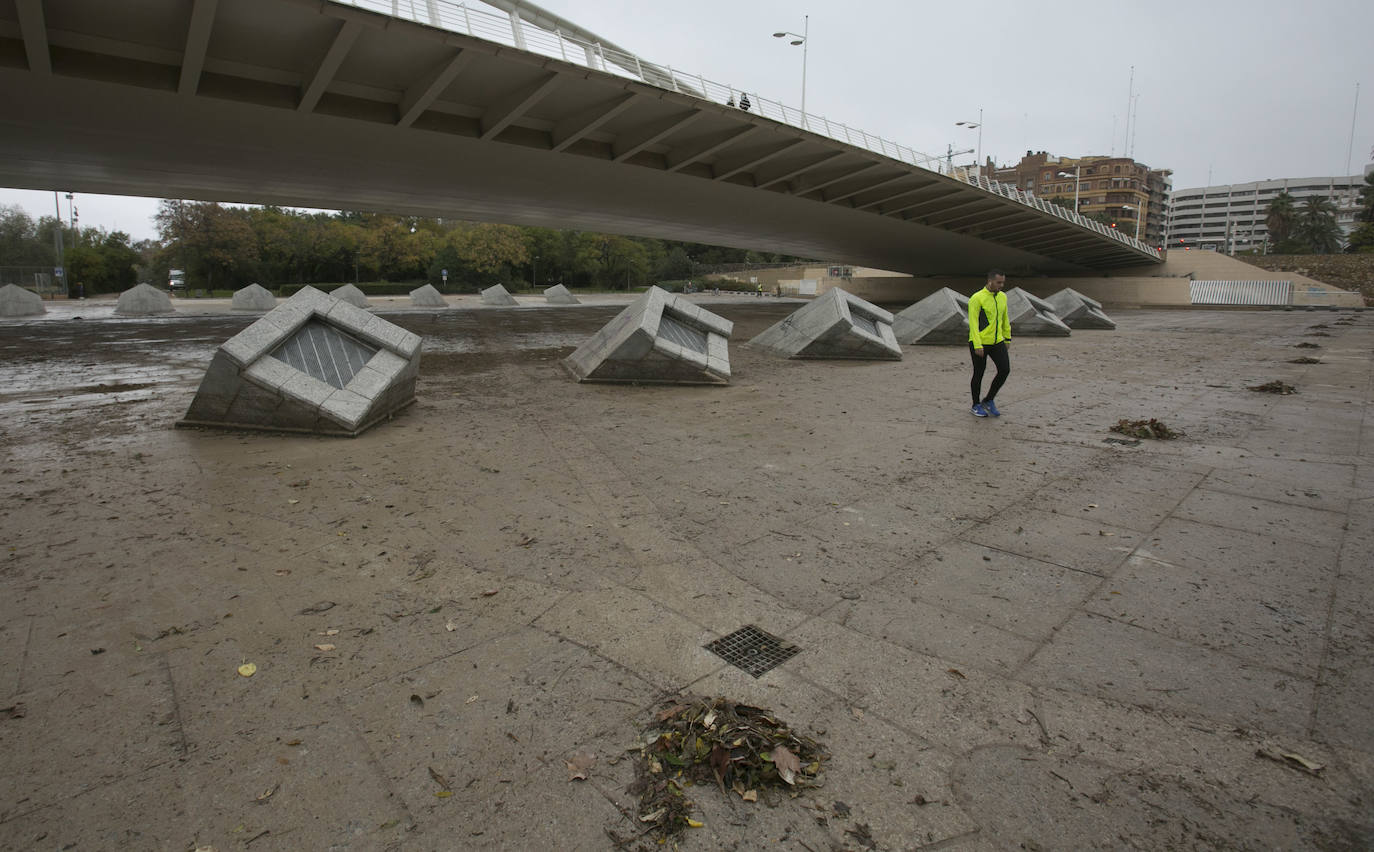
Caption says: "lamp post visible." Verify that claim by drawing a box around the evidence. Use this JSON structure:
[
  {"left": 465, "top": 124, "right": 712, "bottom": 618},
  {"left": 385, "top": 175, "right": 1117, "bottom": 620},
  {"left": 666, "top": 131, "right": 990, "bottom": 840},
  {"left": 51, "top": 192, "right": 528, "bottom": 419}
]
[
  {"left": 1055, "top": 166, "right": 1082, "bottom": 211},
  {"left": 772, "top": 15, "right": 808, "bottom": 127},
  {"left": 1120, "top": 204, "right": 1142, "bottom": 240},
  {"left": 532, "top": 255, "right": 539, "bottom": 290},
  {"left": 955, "top": 109, "right": 983, "bottom": 172}
]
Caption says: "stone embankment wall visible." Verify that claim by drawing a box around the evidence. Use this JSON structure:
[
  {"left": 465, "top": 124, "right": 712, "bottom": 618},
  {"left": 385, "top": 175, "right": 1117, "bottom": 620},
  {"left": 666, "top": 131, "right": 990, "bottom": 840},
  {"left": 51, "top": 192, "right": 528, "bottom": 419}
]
[{"left": 1234, "top": 254, "right": 1374, "bottom": 305}]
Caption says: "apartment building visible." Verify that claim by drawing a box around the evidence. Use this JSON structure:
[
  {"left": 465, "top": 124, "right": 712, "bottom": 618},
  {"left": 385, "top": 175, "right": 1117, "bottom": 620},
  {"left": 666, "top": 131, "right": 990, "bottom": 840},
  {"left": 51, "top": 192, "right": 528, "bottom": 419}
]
[
  {"left": 1167, "top": 171, "right": 1369, "bottom": 253},
  {"left": 989, "top": 151, "right": 1172, "bottom": 245}
]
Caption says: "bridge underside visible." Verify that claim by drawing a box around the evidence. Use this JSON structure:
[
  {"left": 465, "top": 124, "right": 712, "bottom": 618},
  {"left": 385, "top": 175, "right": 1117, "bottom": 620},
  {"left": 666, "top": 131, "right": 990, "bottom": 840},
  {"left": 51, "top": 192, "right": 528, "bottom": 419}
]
[{"left": 0, "top": 0, "right": 1161, "bottom": 275}]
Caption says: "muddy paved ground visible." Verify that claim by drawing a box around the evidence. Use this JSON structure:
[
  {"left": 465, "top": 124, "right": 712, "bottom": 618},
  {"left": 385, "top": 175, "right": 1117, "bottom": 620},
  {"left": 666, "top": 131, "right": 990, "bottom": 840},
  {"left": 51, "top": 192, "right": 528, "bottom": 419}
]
[{"left": 1, "top": 301, "right": 1372, "bottom": 851}]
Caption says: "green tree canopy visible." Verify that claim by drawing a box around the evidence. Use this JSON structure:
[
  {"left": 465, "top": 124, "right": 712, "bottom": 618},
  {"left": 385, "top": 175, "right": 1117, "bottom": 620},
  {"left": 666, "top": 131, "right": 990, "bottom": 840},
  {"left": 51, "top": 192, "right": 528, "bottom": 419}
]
[
  {"left": 1265, "top": 191, "right": 1297, "bottom": 245},
  {"left": 1293, "top": 196, "right": 1343, "bottom": 254}
]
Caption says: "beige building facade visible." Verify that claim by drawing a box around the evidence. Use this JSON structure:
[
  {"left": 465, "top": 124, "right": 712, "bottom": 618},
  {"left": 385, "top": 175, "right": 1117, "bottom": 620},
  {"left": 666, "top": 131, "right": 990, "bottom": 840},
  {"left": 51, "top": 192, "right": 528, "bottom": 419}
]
[{"left": 990, "top": 152, "right": 1172, "bottom": 246}]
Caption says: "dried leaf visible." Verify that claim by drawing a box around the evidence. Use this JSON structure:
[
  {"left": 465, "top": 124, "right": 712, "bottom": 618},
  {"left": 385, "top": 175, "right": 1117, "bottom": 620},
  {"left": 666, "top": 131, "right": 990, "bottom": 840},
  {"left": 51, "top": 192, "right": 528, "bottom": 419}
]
[
  {"left": 480, "top": 588, "right": 499, "bottom": 597},
  {"left": 445, "top": 620, "right": 457, "bottom": 632},
  {"left": 319, "top": 629, "right": 339, "bottom": 636},
  {"left": 639, "top": 808, "right": 665, "bottom": 822},
  {"left": 741, "top": 789, "right": 757, "bottom": 802},
  {"left": 566, "top": 751, "right": 597, "bottom": 781},
  {"left": 313, "top": 644, "right": 335, "bottom": 652},
  {"left": 772, "top": 745, "right": 801, "bottom": 785},
  {"left": 685, "top": 818, "right": 704, "bottom": 828},
  {"left": 465, "top": 695, "right": 479, "bottom": 704},
  {"left": 434, "top": 790, "right": 453, "bottom": 799},
  {"left": 254, "top": 784, "right": 278, "bottom": 802},
  {"left": 237, "top": 663, "right": 257, "bottom": 678},
  {"left": 287, "top": 498, "right": 299, "bottom": 505},
  {"left": 946, "top": 668, "right": 966, "bottom": 679},
  {"left": 428, "top": 766, "right": 451, "bottom": 790}
]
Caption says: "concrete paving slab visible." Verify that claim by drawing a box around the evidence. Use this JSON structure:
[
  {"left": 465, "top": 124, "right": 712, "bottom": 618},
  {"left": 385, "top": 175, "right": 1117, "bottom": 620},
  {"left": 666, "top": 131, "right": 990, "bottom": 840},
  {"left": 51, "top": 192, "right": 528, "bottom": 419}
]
[
  {"left": 1171, "top": 486, "right": 1348, "bottom": 547},
  {"left": 1018, "top": 611, "right": 1313, "bottom": 737},
  {"left": 962, "top": 507, "right": 1142, "bottom": 578}
]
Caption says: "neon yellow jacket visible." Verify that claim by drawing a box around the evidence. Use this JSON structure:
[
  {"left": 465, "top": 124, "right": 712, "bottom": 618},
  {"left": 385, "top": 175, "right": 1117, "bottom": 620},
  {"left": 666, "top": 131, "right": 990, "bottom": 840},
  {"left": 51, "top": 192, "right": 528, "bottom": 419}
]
[{"left": 968, "top": 288, "right": 1011, "bottom": 347}]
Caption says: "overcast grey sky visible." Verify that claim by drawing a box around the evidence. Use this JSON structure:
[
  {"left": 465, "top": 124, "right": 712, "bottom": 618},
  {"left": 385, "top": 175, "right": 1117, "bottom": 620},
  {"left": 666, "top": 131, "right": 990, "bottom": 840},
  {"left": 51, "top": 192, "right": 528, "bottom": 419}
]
[{"left": 2, "top": 0, "right": 1370, "bottom": 243}]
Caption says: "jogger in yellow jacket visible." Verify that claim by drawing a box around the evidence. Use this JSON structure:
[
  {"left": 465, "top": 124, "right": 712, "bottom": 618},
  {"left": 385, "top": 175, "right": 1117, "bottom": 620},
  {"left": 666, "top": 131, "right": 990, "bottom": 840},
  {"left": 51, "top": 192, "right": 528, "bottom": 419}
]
[{"left": 968, "top": 270, "right": 1011, "bottom": 417}]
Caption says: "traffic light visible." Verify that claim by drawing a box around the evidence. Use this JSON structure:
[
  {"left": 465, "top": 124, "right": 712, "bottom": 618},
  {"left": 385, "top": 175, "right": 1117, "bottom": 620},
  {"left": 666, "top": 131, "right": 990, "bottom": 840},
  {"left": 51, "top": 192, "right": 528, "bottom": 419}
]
[{"left": 1110, "top": 222, "right": 1116, "bottom": 228}]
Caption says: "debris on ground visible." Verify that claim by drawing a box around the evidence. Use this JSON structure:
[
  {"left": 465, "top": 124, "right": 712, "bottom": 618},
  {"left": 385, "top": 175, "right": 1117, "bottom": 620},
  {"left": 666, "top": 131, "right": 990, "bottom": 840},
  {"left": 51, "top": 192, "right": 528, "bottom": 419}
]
[
  {"left": 1294, "top": 342, "right": 1321, "bottom": 349},
  {"left": 1255, "top": 747, "right": 1324, "bottom": 776},
  {"left": 628, "top": 695, "right": 827, "bottom": 839},
  {"left": 1288, "top": 357, "right": 1322, "bottom": 364},
  {"left": 1110, "top": 418, "right": 1182, "bottom": 440},
  {"left": 1248, "top": 381, "right": 1297, "bottom": 394}
]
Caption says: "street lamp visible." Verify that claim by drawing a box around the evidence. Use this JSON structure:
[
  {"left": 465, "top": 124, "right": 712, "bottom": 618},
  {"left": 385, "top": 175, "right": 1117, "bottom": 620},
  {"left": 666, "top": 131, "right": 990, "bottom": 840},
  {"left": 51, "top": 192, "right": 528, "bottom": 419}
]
[
  {"left": 955, "top": 109, "right": 982, "bottom": 172},
  {"left": 1055, "top": 166, "right": 1082, "bottom": 211},
  {"left": 532, "top": 255, "right": 539, "bottom": 289},
  {"left": 772, "top": 15, "right": 808, "bottom": 127},
  {"left": 1120, "top": 204, "right": 1143, "bottom": 240}
]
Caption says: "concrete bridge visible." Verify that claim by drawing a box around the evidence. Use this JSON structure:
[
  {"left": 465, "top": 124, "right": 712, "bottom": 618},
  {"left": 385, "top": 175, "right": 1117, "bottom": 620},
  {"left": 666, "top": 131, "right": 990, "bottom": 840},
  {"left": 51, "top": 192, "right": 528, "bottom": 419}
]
[{"left": 0, "top": 0, "right": 1162, "bottom": 276}]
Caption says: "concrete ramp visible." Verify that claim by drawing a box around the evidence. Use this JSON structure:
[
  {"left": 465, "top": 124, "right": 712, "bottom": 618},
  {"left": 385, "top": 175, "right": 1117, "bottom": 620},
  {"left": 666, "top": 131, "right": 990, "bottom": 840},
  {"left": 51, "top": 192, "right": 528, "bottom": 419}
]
[
  {"left": 409, "top": 284, "right": 449, "bottom": 308},
  {"left": 179, "top": 286, "right": 421, "bottom": 436},
  {"left": 892, "top": 287, "right": 970, "bottom": 344},
  {"left": 749, "top": 288, "right": 902, "bottom": 359},
  {"left": 331, "top": 284, "right": 371, "bottom": 309},
  {"left": 0, "top": 284, "right": 45, "bottom": 317},
  {"left": 1046, "top": 288, "right": 1115, "bottom": 329},
  {"left": 115, "top": 283, "right": 174, "bottom": 316},
  {"left": 564, "top": 286, "right": 732, "bottom": 384},
  {"left": 231, "top": 284, "right": 276, "bottom": 312},
  {"left": 1005, "top": 287, "right": 1070, "bottom": 336},
  {"left": 544, "top": 284, "right": 580, "bottom": 305},
  {"left": 481, "top": 284, "right": 519, "bottom": 306}
]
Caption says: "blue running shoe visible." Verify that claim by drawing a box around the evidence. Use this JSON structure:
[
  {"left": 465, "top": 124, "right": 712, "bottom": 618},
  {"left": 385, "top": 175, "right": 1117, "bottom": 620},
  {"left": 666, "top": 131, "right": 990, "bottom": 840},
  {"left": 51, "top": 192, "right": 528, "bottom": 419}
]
[
  {"left": 970, "top": 403, "right": 988, "bottom": 417},
  {"left": 983, "top": 399, "right": 1001, "bottom": 417}
]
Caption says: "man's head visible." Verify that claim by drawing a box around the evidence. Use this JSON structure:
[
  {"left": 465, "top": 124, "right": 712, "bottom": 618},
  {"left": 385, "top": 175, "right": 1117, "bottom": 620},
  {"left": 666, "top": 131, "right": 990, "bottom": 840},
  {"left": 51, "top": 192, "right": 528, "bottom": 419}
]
[{"left": 986, "top": 269, "right": 1006, "bottom": 292}]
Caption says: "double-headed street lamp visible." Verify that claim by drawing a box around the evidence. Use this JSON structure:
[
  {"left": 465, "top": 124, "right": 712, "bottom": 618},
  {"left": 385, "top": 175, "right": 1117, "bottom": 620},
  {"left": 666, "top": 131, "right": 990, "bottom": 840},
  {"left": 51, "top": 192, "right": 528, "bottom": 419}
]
[
  {"left": 1120, "top": 204, "right": 1143, "bottom": 240},
  {"left": 1055, "top": 166, "right": 1082, "bottom": 210},
  {"left": 772, "top": 15, "right": 808, "bottom": 127},
  {"left": 955, "top": 108, "right": 982, "bottom": 170}
]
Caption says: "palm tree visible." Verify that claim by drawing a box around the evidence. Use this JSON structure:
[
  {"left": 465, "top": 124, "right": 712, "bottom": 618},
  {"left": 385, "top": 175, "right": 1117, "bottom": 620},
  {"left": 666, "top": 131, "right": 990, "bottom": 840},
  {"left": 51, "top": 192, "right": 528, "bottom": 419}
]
[
  {"left": 1265, "top": 191, "right": 1297, "bottom": 244},
  {"left": 1358, "top": 172, "right": 1374, "bottom": 223},
  {"left": 1294, "top": 196, "right": 1343, "bottom": 254}
]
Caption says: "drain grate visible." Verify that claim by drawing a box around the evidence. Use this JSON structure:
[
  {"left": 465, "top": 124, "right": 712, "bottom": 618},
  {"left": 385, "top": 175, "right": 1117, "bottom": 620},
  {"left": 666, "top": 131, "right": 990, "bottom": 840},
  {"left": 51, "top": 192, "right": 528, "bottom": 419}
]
[{"left": 705, "top": 625, "right": 801, "bottom": 678}]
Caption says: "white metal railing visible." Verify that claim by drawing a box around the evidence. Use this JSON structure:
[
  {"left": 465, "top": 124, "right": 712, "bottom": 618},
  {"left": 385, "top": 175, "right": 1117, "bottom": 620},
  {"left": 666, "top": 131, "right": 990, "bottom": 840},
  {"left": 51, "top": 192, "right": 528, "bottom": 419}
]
[{"left": 334, "top": 0, "right": 1161, "bottom": 260}]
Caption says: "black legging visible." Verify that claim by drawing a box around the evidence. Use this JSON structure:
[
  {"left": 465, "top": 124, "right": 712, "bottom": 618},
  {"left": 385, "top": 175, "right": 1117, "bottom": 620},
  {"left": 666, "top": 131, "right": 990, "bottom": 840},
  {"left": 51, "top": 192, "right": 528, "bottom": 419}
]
[{"left": 969, "top": 341, "right": 1010, "bottom": 405}]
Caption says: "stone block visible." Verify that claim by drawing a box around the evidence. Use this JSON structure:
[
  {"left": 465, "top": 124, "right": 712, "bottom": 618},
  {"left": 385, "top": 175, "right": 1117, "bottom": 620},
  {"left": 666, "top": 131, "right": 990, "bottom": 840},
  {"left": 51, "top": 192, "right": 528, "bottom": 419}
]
[
  {"left": 563, "top": 286, "right": 732, "bottom": 384},
  {"left": 480, "top": 284, "right": 519, "bottom": 306},
  {"left": 1046, "top": 288, "right": 1116, "bottom": 329},
  {"left": 892, "top": 287, "right": 971, "bottom": 345},
  {"left": 0, "top": 284, "right": 45, "bottom": 317},
  {"left": 330, "top": 284, "right": 371, "bottom": 309},
  {"left": 114, "top": 283, "right": 174, "bottom": 315},
  {"left": 1004, "top": 287, "right": 1071, "bottom": 336},
  {"left": 231, "top": 283, "right": 276, "bottom": 312},
  {"left": 409, "top": 284, "right": 448, "bottom": 308},
  {"left": 179, "top": 286, "right": 423, "bottom": 436},
  {"left": 544, "top": 284, "right": 580, "bottom": 304},
  {"left": 749, "top": 288, "right": 901, "bottom": 359}
]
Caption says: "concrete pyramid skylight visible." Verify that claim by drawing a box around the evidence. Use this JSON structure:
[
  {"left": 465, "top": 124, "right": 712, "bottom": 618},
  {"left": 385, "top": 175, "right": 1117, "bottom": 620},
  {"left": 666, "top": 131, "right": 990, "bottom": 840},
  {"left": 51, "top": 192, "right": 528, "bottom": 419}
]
[{"left": 178, "top": 286, "right": 421, "bottom": 436}]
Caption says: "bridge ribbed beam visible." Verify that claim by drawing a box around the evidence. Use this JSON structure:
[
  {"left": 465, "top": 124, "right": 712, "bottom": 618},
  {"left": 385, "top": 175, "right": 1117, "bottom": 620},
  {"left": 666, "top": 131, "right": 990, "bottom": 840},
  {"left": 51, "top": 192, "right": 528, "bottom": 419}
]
[
  {"left": 666, "top": 125, "right": 761, "bottom": 173},
  {"left": 14, "top": 0, "right": 50, "bottom": 75},
  {"left": 712, "top": 139, "right": 806, "bottom": 181},
  {"left": 976, "top": 220, "right": 1066, "bottom": 242},
  {"left": 178, "top": 0, "right": 219, "bottom": 96},
  {"left": 793, "top": 162, "right": 881, "bottom": 196},
  {"left": 551, "top": 93, "right": 638, "bottom": 152},
  {"left": 612, "top": 110, "right": 703, "bottom": 162},
  {"left": 482, "top": 73, "right": 561, "bottom": 140},
  {"left": 887, "top": 189, "right": 979, "bottom": 217},
  {"left": 854, "top": 181, "right": 940, "bottom": 212},
  {"left": 922, "top": 202, "right": 1007, "bottom": 227},
  {"left": 824, "top": 172, "right": 913, "bottom": 205},
  {"left": 754, "top": 151, "right": 846, "bottom": 190},
  {"left": 299, "top": 18, "right": 362, "bottom": 113},
  {"left": 397, "top": 50, "right": 473, "bottom": 128},
  {"left": 941, "top": 208, "right": 1034, "bottom": 231}
]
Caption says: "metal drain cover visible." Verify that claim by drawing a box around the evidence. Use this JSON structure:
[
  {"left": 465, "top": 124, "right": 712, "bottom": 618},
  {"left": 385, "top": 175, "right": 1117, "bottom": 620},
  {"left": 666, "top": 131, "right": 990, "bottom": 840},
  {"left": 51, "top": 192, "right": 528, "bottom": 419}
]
[{"left": 705, "top": 625, "right": 801, "bottom": 678}]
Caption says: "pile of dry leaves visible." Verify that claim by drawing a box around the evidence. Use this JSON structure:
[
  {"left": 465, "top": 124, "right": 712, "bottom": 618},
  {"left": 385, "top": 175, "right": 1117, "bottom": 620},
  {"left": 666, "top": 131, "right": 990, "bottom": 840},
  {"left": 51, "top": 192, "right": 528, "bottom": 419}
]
[
  {"left": 1248, "top": 380, "right": 1298, "bottom": 394},
  {"left": 1110, "top": 418, "right": 1182, "bottom": 440},
  {"left": 627, "top": 696, "right": 827, "bottom": 839}
]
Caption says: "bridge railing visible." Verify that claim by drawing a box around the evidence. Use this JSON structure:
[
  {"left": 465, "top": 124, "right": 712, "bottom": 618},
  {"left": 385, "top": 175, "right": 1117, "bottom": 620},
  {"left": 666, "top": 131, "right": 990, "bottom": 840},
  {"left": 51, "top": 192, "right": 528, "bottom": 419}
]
[{"left": 336, "top": 0, "right": 1160, "bottom": 261}]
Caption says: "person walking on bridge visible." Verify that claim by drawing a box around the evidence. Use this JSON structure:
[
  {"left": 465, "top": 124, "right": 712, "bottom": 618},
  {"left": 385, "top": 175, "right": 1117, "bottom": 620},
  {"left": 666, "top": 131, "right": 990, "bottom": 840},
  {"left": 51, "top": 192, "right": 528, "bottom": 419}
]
[{"left": 968, "top": 269, "right": 1011, "bottom": 417}]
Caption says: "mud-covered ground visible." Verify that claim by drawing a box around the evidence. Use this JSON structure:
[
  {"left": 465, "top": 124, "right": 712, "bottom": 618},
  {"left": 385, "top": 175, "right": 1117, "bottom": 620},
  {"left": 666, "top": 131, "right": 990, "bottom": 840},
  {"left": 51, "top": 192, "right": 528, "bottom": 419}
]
[{"left": 1, "top": 300, "right": 1372, "bottom": 850}]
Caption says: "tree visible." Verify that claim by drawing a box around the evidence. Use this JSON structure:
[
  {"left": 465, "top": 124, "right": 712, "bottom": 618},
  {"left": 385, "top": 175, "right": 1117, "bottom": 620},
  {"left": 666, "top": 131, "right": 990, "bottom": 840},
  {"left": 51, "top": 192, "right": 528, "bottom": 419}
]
[
  {"left": 65, "top": 229, "right": 140, "bottom": 293},
  {"left": 1293, "top": 196, "right": 1343, "bottom": 254},
  {"left": 1344, "top": 221, "right": 1374, "bottom": 253},
  {"left": 1265, "top": 191, "right": 1297, "bottom": 245},
  {"left": 1358, "top": 171, "right": 1374, "bottom": 223}
]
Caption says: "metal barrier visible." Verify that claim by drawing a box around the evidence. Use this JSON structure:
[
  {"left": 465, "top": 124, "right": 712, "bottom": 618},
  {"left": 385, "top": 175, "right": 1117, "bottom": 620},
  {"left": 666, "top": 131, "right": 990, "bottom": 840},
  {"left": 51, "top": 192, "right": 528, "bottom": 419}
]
[
  {"left": 1189, "top": 280, "right": 1292, "bottom": 306},
  {"left": 335, "top": 0, "right": 1160, "bottom": 261}
]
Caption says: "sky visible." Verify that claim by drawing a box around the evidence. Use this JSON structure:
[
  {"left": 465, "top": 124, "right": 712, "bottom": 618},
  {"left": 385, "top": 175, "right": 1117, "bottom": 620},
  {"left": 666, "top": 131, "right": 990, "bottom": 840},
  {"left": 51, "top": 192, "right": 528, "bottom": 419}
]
[{"left": 3, "top": 0, "right": 1371, "bottom": 243}]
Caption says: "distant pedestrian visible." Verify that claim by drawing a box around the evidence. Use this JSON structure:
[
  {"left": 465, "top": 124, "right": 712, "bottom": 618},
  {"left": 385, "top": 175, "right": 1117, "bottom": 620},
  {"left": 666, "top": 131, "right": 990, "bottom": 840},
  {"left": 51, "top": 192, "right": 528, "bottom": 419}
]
[
  {"left": 968, "top": 269, "right": 1011, "bottom": 417},
  {"left": 739, "top": 93, "right": 751, "bottom": 112}
]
